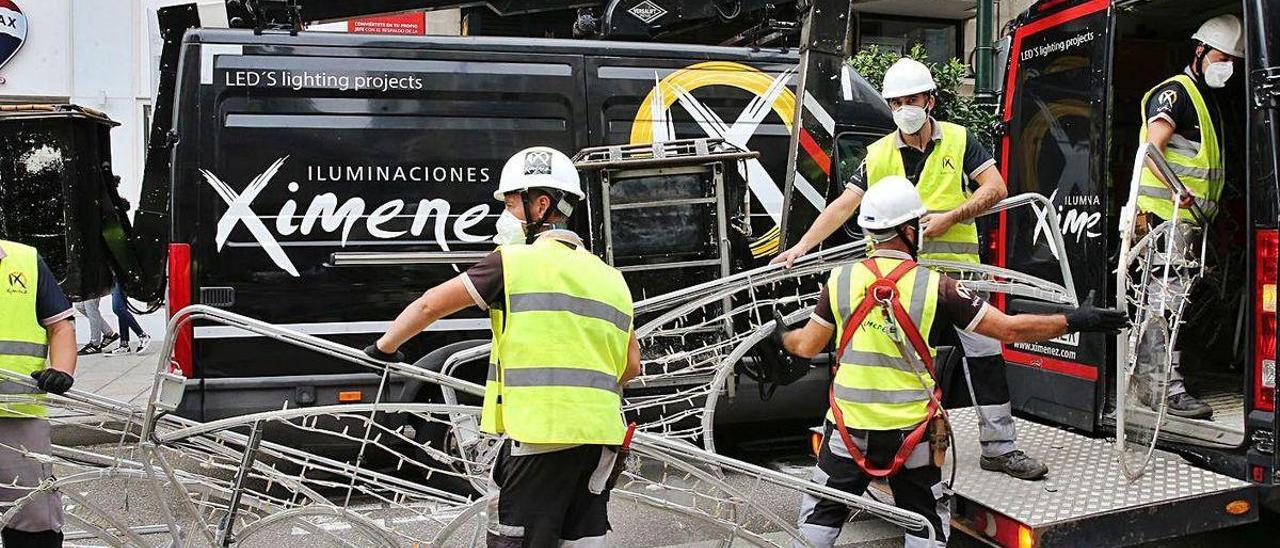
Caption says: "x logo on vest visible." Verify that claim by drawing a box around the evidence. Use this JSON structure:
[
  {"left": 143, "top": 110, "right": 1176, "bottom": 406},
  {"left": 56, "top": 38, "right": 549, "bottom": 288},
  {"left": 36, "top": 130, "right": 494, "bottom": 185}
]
[
  {"left": 941, "top": 157, "right": 957, "bottom": 172},
  {"left": 7, "top": 272, "right": 27, "bottom": 292}
]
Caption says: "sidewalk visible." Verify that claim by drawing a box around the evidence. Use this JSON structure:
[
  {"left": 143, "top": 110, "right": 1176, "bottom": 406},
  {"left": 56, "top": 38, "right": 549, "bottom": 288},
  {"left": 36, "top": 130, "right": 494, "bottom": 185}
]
[
  {"left": 67, "top": 348, "right": 157, "bottom": 409},
  {"left": 52, "top": 347, "right": 158, "bottom": 445}
]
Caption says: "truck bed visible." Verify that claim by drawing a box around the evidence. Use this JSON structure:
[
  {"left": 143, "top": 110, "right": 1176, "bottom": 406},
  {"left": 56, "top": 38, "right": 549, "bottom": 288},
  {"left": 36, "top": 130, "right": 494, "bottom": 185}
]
[{"left": 947, "top": 407, "right": 1257, "bottom": 547}]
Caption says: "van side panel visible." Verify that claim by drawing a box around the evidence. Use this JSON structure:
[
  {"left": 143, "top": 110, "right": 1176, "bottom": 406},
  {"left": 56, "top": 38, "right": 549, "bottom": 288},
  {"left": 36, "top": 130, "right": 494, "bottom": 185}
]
[{"left": 179, "top": 37, "right": 587, "bottom": 379}]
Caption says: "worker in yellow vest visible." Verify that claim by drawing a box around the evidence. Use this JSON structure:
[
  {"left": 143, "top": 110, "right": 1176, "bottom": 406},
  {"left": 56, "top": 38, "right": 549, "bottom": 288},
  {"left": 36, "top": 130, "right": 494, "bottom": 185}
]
[
  {"left": 0, "top": 239, "right": 78, "bottom": 547},
  {"left": 773, "top": 58, "right": 1045, "bottom": 480},
  {"left": 773, "top": 178, "right": 1127, "bottom": 547},
  {"left": 368, "top": 147, "right": 641, "bottom": 547},
  {"left": 1131, "top": 14, "right": 1243, "bottom": 420}
]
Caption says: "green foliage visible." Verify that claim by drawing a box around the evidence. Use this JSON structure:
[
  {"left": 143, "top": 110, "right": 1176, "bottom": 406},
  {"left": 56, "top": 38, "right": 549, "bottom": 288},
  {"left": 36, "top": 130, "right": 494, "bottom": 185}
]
[{"left": 847, "top": 44, "right": 999, "bottom": 151}]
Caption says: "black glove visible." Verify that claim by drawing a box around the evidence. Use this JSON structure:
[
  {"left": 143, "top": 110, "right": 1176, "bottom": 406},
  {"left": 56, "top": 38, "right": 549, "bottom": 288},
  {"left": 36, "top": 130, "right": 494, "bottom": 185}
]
[
  {"left": 769, "top": 308, "right": 790, "bottom": 350},
  {"left": 363, "top": 344, "right": 404, "bottom": 363},
  {"left": 30, "top": 369, "right": 74, "bottom": 395},
  {"left": 1064, "top": 292, "right": 1129, "bottom": 334}
]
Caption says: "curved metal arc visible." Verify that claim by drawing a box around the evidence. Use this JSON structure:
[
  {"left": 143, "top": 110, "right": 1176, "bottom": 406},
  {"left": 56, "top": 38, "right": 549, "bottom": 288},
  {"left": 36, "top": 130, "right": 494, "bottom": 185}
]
[
  {"left": 631, "top": 432, "right": 936, "bottom": 541},
  {"left": 922, "top": 260, "right": 1075, "bottom": 305},
  {"left": 609, "top": 489, "right": 784, "bottom": 547},
  {"left": 698, "top": 323, "right": 777, "bottom": 454},
  {"left": 633, "top": 238, "right": 870, "bottom": 312},
  {"left": 972, "top": 192, "right": 1079, "bottom": 305},
  {"left": 232, "top": 505, "right": 406, "bottom": 547},
  {"left": 145, "top": 305, "right": 488, "bottom": 437},
  {"left": 622, "top": 442, "right": 805, "bottom": 545},
  {"left": 157, "top": 402, "right": 480, "bottom": 442},
  {"left": 428, "top": 495, "right": 492, "bottom": 546}
]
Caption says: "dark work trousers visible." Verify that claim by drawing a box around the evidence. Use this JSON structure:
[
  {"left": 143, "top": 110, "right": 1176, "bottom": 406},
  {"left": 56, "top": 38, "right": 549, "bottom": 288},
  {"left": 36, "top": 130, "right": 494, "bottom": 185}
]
[
  {"left": 486, "top": 441, "right": 616, "bottom": 548},
  {"left": 945, "top": 272, "right": 1016, "bottom": 459},
  {"left": 797, "top": 422, "right": 949, "bottom": 548}
]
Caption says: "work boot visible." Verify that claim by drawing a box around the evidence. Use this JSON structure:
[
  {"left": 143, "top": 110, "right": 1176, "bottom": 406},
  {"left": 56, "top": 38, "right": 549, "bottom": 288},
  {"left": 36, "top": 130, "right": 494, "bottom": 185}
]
[
  {"left": 1166, "top": 392, "right": 1213, "bottom": 419},
  {"left": 980, "top": 450, "right": 1048, "bottom": 480}
]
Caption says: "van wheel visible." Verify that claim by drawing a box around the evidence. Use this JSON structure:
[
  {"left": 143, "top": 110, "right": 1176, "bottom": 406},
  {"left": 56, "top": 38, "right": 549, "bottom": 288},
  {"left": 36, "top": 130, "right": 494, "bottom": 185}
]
[{"left": 405, "top": 340, "right": 489, "bottom": 496}]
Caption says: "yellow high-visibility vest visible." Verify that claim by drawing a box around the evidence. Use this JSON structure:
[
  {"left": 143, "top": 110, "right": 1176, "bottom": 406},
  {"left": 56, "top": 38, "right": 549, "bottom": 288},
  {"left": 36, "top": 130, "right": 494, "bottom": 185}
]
[
  {"left": 481, "top": 236, "right": 633, "bottom": 445},
  {"left": 826, "top": 257, "right": 940, "bottom": 430},
  {"left": 865, "top": 121, "right": 981, "bottom": 264},
  {"left": 1137, "top": 74, "right": 1224, "bottom": 224},
  {"left": 0, "top": 240, "right": 50, "bottom": 418}
]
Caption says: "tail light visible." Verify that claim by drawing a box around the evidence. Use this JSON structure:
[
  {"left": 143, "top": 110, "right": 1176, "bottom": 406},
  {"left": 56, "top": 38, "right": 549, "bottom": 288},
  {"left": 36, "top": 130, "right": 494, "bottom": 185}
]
[
  {"left": 988, "top": 216, "right": 1007, "bottom": 310},
  {"left": 1255, "top": 229, "right": 1277, "bottom": 412},
  {"left": 962, "top": 505, "right": 1036, "bottom": 548},
  {"left": 167, "top": 243, "right": 193, "bottom": 377}
]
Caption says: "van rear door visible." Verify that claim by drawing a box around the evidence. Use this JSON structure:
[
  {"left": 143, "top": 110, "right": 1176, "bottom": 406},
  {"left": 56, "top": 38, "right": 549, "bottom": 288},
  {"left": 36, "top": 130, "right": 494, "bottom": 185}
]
[
  {"left": 1246, "top": 0, "right": 1280, "bottom": 488},
  {"left": 180, "top": 31, "right": 586, "bottom": 389},
  {"left": 996, "top": 0, "right": 1114, "bottom": 432}
]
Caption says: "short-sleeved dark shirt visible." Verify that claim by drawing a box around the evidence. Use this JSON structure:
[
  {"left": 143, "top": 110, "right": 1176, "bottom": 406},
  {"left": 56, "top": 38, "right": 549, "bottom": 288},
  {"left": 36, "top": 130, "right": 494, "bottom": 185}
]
[
  {"left": 0, "top": 246, "right": 74, "bottom": 326},
  {"left": 461, "top": 230, "right": 585, "bottom": 310},
  {"left": 811, "top": 251, "right": 989, "bottom": 341},
  {"left": 845, "top": 118, "right": 996, "bottom": 193},
  {"left": 1144, "top": 67, "right": 1221, "bottom": 146}
]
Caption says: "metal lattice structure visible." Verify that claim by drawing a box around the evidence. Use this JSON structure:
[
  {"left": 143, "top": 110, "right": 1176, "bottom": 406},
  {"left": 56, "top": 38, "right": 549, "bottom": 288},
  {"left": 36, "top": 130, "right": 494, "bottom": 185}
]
[
  {"left": 0, "top": 193, "right": 1078, "bottom": 546},
  {"left": 1115, "top": 143, "right": 1210, "bottom": 481}
]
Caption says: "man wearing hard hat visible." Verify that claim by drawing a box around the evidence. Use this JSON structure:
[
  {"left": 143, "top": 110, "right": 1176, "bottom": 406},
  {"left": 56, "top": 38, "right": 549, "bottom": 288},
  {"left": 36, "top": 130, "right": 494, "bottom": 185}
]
[
  {"left": 367, "top": 147, "right": 642, "bottom": 546},
  {"left": 1130, "top": 14, "right": 1244, "bottom": 420},
  {"left": 774, "top": 58, "right": 1046, "bottom": 480},
  {"left": 773, "top": 177, "right": 1127, "bottom": 547}
]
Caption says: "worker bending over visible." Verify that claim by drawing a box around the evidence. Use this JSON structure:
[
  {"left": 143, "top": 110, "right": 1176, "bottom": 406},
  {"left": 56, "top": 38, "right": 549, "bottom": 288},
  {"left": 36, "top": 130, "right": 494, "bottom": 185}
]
[
  {"left": 1131, "top": 14, "right": 1244, "bottom": 419},
  {"left": 774, "top": 178, "right": 1127, "bottom": 547},
  {"left": 368, "top": 147, "right": 641, "bottom": 547},
  {"left": 774, "top": 58, "right": 1046, "bottom": 480}
]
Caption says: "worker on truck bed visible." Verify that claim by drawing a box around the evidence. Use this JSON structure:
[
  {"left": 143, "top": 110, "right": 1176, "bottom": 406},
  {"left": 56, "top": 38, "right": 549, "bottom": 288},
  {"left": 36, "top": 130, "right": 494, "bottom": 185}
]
[
  {"left": 773, "top": 58, "right": 1049, "bottom": 480},
  {"left": 0, "top": 239, "right": 78, "bottom": 547},
  {"left": 1131, "top": 14, "right": 1243, "bottom": 420},
  {"left": 366, "top": 147, "right": 641, "bottom": 548},
  {"left": 771, "top": 178, "right": 1127, "bottom": 548}
]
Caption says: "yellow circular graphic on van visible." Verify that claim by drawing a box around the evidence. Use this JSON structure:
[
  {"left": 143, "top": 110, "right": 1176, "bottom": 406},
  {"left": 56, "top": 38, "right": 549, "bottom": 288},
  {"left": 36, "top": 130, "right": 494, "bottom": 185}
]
[
  {"left": 630, "top": 61, "right": 796, "bottom": 143},
  {"left": 631, "top": 61, "right": 796, "bottom": 257}
]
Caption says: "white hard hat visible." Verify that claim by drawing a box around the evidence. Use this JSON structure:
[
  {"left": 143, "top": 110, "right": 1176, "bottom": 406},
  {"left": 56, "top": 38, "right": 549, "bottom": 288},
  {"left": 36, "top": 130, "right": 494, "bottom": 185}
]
[
  {"left": 494, "top": 146, "right": 584, "bottom": 201},
  {"left": 858, "top": 176, "right": 927, "bottom": 231},
  {"left": 881, "top": 58, "right": 937, "bottom": 99},
  {"left": 1192, "top": 14, "right": 1245, "bottom": 58}
]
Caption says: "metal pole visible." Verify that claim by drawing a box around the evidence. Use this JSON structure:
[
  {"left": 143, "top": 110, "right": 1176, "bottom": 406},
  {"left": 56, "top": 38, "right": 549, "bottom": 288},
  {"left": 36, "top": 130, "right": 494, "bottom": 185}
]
[
  {"left": 217, "top": 420, "right": 266, "bottom": 547},
  {"left": 975, "top": 0, "right": 995, "bottom": 100}
]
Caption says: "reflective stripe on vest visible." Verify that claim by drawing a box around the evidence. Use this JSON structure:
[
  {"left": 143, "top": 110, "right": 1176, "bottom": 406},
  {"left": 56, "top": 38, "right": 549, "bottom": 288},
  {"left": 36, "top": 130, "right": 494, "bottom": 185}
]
[
  {"left": 826, "top": 257, "right": 940, "bottom": 430},
  {"left": 1137, "top": 74, "right": 1223, "bottom": 224},
  {"left": 481, "top": 237, "right": 633, "bottom": 445},
  {"left": 0, "top": 241, "right": 49, "bottom": 418},
  {"left": 865, "top": 121, "right": 979, "bottom": 264}
]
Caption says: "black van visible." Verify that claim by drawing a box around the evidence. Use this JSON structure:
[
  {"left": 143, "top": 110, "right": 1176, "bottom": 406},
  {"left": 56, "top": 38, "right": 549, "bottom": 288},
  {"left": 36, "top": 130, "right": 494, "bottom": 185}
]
[
  {"left": 153, "top": 28, "right": 891, "bottom": 422},
  {"left": 994, "top": 0, "right": 1280, "bottom": 506}
]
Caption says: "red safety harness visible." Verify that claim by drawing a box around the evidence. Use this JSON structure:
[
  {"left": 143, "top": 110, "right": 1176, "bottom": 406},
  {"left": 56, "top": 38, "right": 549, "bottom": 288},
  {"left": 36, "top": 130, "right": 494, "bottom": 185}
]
[{"left": 827, "top": 258, "right": 941, "bottom": 478}]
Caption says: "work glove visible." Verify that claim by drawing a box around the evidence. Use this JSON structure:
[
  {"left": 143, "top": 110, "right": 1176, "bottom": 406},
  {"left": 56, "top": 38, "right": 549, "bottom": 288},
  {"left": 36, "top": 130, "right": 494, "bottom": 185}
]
[
  {"left": 363, "top": 343, "right": 404, "bottom": 363},
  {"left": 769, "top": 308, "right": 791, "bottom": 351},
  {"left": 743, "top": 308, "right": 812, "bottom": 401},
  {"left": 1064, "top": 291, "right": 1129, "bottom": 334},
  {"left": 30, "top": 369, "right": 74, "bottom": 395}
]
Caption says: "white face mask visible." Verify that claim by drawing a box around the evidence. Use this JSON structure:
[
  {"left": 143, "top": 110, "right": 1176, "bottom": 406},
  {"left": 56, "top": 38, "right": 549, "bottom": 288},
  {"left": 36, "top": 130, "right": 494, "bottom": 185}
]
[
  {"left": 493, "top": 210, "right": 526, "bottom": 246},
  {"left": 893, "top": 105, "right": 929, "bottom": 135},
  {"left": 1204, "top": 61, "right": 1234, "bottom": 88}
]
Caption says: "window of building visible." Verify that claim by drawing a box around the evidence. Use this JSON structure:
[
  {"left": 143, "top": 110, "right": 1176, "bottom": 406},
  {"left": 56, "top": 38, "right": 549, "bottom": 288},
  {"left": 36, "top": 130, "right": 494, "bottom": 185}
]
[{"left": 859, "top": 16, "right": 961, "bottom": 64}]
